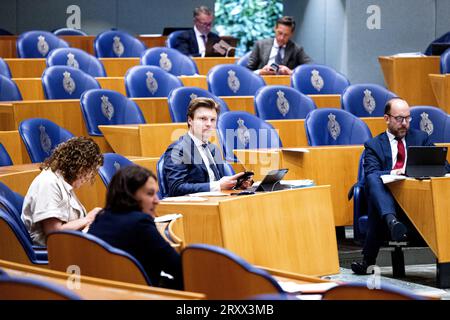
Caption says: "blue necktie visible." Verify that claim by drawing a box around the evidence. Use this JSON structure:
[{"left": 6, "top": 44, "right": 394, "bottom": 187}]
[
  {"left": 202, "top": 143, "right": 220, "bottom": 180},
  {"left": 275, "top": 46, "right": 283, "bottom": 65}
]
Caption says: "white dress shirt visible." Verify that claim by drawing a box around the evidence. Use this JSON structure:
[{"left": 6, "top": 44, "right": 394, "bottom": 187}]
[
  {"left": 254, "top": 39, "right": 285, "bottom": 74},
  {"left": 386, "top": 130, "right": 407, "bottom": 173},
  {"left": 194, "top": 26, "right": 206, "bottom": 57}
]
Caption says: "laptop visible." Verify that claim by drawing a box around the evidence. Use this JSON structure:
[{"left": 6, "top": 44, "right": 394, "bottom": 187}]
[
  {"left": 247, "top": 168, "right": 290, "bottom": 192},
  {"left": 405, "top": 146, "right": 448, "bottom": 178}
]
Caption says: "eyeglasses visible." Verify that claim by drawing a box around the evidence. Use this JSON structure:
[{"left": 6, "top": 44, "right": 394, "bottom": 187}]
[
  {"left": 386, "top": 114, "right": 412, "bottom": 123},
  {"left": 195, "top": 19, "right": 212, "bottom": 28}
]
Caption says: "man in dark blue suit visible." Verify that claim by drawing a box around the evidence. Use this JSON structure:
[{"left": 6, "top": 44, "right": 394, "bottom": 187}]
[
  {"left": 351, "top": 98, "right": 450, "bottom": 275},
  {"left": 172, "top": 6, "right": 221, "bottom": 57},
  {"left": 162, "top": 97, "right": 246, "bottom": 197}
]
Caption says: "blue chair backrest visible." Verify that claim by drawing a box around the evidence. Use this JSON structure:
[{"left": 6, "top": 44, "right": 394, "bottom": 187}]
[
  {"left": 42, "top": 66, "right": 101, "bottom": 100},
  {"left": 0, "top": 58, "right": 12, "bottom": 78},
  {"left": 80, "top": 89, "right": 146, "bottom": 136},
  {"left": 410, "top": 106, "right": 450, "bottom": 143},
  {"left": 207, "top": 64, "right": 266, "bottom": 96},
  {"left": 47, "top": 48, "right": 106, "bottom": 77},
  {"left": 124, "top": 65, "right": 183, "bottom": 98},
  {"left": 156, "top": 155, "right": 167, "bottom": 199},
  {"left": 424, "top": 31, "right": 450, "bottom": 56},
  {"left": 254, "top": 85, "right": 316, "bottom": 120},
  {"left": 94, "top": 30, "right": 146, "bottom": 58},
  {"left": 0, "top": 275, "right": 82, "bottom": 300},
  {"left": 291, "top": 64, "right": 350, "bottom": 95},
  {"left": 166, "top": 30, "right": 186, "bottom": 49},
  {"left": 236, "top": 51, "right": 252, "bottom": 67},
  {"left": 305, "top": 108, "right": 373, "bottom": 146},
  {"left": 53, "top": 28, "right": 87, "bottom": 36},
  {"left": 0, "top": 181, "right": 26, "bottom": 235},
  {"left": 217, "top": 111, "right": 282, "bottom": 162},
  {"left": 16, "top": 30, "right": 69, "bottom": 58},
  {"left": 341, "top": 83, "right": 397, "bottom": 117},
  {"left": 98, "top": 153, "right": 134, "bottom": 186},
  {"left": 440, "top": 48, "right": 450, "bottom": 73},
  {"left": 0, "top": 143, "right": 13, "bottom": 166},
  {"left": 18, "top": 118, "right": 74, "bottom": 163},
  {"left": 223, "top": 162, "right": 235, "bottom": 176},
  {"left": 167, "top": 86, "right": 229, "bottom": 122},
  {"left": 0, "top": 75, "right": 23, "bottom": 101},
  {"left": 141, "top": 47, "right": 198, "bottom": 76}
]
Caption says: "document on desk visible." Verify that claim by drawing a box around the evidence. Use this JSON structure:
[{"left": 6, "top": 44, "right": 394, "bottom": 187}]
[
  {"left": 160, "top": 196, "right": 208, "bottom": 202},
  {"left": 277, "top": 281, "right": 338, "bottom": 294},
  {"left": 282, "top": 147, "right": 310, "bottom": 153},
  {"left": 154, "top": 213, "right": 183, "bottom": 223},
  {"left": 188, "top": 191, "right": 229, "bottom": 197},
  {"left": 280, "top": 179, "right": 315, "bottom": 188},
  {"left": 380, "top": 174, "right": 407, "bottom": 184}
]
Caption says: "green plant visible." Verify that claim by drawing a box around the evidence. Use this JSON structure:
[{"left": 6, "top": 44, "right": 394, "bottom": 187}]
[{"left": 214, "top": 0, "right": 283, "bottom": 56}]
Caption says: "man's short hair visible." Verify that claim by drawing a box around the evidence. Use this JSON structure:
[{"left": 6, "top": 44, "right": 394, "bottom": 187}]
[
  {"left": 384, "top": 97, "right": 404, "bottom": 115},
  {"left": 276, "top": 16, "right": 296, "bottom": 32},
  {"left": 186, "top": 97, "right": 220, "bottom": 127},
  {"left": 193, "top": 6, "right": 213, "bottom": 18}
]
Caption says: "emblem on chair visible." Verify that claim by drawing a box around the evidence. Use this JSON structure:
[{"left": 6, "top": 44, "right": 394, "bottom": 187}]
[
  {"left": 112, "top": 36, "right": 124, "bottom": 57},
  {"left": 101, "top": 95, "right": 115, "bottom": 120},
  {"left": 113, "top": 161, "right": 121, "bottom": 171},
  {"left": 420, "top": 112, "right": 434, "bottom": 135},
  {"left": 37, "top": 35, "right": 49, "bottom": 56},
  {"left": 363, "top": 89, "right": 376, "bottom": 114},
  {"left": 39, "top": 125, "right": 52, "bottom": 155},
  {"left": 227, "top": 70, "right": 240, "bottom": 93},
  {"left": 327, "top": 113, "right": 341, "bottom": 140},
  {"left": 62, "top": 71, "right": 76, "bottom": 95},
  {"left": 189, "top": 93, "right": 198, "bottom": 101},
  {"left": 276, "top": 90, "right": 289, "bottom": 117},
  {"left": 146, "top": 71, "right": 158, "bottom": 95},
  {"left": 236, "top": 118, "right": 250, "bottom": 146},
  {"left": 310, "top": 69, "right": 324, "bottom": 92},
  {"left": 66, "top": 53, "right": 80, "bottom": 69},
  {"left": 159, "top": 53, "right": 172, "bottom": 72}
]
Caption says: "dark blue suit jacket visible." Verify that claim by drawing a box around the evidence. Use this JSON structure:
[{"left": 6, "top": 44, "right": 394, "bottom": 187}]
[
  {"left": 173, "top": 29, "right": 221, "bottom": 57},
  {"left": 163, "top": 133, "right": 226, "bottom": 197},
  {"left": 88, "top": 210, "right": 183, "bottom": 290}
]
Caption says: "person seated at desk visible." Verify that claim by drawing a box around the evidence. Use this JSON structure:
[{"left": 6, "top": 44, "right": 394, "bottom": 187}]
[
  {"left": 246, "top": 16, "right": 311, "bottom": 75},
  {"left": 21, "top": 137, "right": 104, "bottom": 246},
  {"left": 162, "top": 97, "right": 251, "bottom": 197},
  {"left": 351, "top": 98, "right": 450, "bottom": 275},
  {"left": 172, "top": 5, "right": 221, "bottom": 57},
  {"left": 88, "top": 165, "right": 183, "bottom": 290}
]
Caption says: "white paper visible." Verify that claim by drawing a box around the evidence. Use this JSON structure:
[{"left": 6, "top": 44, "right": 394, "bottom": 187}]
[
  {"left": 154, "top": 213, "right": 182, "bottom": 223},
  {"left": 277, "top": 281, "right": 338, "bottom": 293},
  {"left": 445, "top": 173, "right": 450, "bottom": 177},
  {"left": 160, "top": 196, "right": 208, "bottom": 202},
  {"left": 282, "top": 148, "right": 310, "bottom": 153},
  {"left": 380, "top": 174, "right": 407, "bottom": 184},
  {"left": 391, "top": 52, "right": 426, "bottom": 57},
  {"left": 188, "top": 191, "right": 229, "bottom": 197},
  {"left": 280, "top": 179, "right": 314, "bottom": 187}
]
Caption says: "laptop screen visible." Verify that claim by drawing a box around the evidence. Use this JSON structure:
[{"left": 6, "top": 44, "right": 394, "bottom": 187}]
[{"left": 405, "top": 146, "right": 448, "bottom": 178}]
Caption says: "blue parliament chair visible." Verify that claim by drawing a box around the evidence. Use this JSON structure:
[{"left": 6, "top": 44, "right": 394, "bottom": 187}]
[
  {"left": 440, "top": 47, "right": 450, "bottom": 73},
  {"left": 410, "top": 106, "right": 450, "bottom": 143},
  {"left": 42, "top": 65, "right": 101, "bottom": 100},
  {"left": 124, "top": 65, "right": 183, "bottom": 98},
  {"left": 98, "top": 153, "right": 134, "bottom": 187},
  {"left": 291, "top": 64, "right": 350, "bottom": 95},
  {"left": 16, "top": 30, "right": 69, "bottom": 58},
  {"left": 53, "top": 28, "right": 87, "bottom": 36},
  {"left": 236, "top": 51, "right": 252, "bottom": 67},
  {"left": 141, "top": 47, "right": 199, "bottom": 76},
  {"left": 207, "top": 64, "right": 265, "bottom": 96},
  {"left": 0, "top": 275, "right": 82, "bottom": 300},
  {"left": 0, "top": 143, "right": 13, "bottom": 166},
  {"left": 94, "top": 30, "right": 146, "bottom": 58},
  {"left": 0, "top": 58, "right": 12, "bottom": 78},
  {"left": 0, "top": 210, "right": 48, "bottom": 266},
  {"left": 47, "top": 230, "right": 152, "bottom": 286},
  {"left": 165, "top": 30, "right": 186, "bottom": 49},
  {"left": 217, "top": 111, "right": 282, "bottom": 162},
  {"left": 80, "top": 89, "right": 145, "bottom": 136},
  {"left": 254, "top": 85, "right": 316, "bottom": 120},
  {"left": 18, "top": 118, "right": 74, "bottom": 163},
  {"left": 341, "top": 83, "right": 397, "bottom": 117},
  {"left": 181, "top": 244, "right": 285, "bottom": 300},
  {"left": 305, "top": 108, "right": 372, "bottom": 146},
  {"left": 156, "top": 155, "right": 167, "bottom": 199},
  {"left": 0, "top": 75, "right": 23, "bottom": 101},
  {"left": 167, "top": 86, "right": 229, "bottom": 122},
  {"left": 424, "top": 31, "right": 450, "bottom": 56},
  {"left": 47, "top": 47, "right": 106, "bottom": 77}
]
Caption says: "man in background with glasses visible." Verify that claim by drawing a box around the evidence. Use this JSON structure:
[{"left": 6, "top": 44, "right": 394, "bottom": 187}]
[
  {"left": 173, "top": 6, "right": 221, "bottom": 57},
  {"left": 351, "top": 98, "right": 440, "bottom": 275}
]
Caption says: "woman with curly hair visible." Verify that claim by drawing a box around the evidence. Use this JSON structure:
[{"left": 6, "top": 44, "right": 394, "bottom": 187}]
[{"left": 21, "top": 136, "right": 104, "bottom": 246}]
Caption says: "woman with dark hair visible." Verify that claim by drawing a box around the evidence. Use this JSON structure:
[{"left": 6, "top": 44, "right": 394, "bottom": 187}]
[
  {"left": 88, "top": 165, "right": 183, "bottom": 290},
  {"left": 21, "top": 137, "right": 104, "bottom": 246}
]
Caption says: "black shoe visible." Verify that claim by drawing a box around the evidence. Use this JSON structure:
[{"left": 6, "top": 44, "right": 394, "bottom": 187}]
[
  {"left": 351, "top": 261, "right": 373, "bottom": 275},
  {"left": 389, "top": 220, "right": 407, "bottom": 242}
]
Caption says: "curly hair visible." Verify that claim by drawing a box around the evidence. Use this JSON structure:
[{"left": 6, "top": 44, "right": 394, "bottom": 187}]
[{"left": 40, "top": 137, "right": 104, "bottom": 185}]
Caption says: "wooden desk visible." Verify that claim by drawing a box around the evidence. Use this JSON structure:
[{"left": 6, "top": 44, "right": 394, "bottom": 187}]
[
  {"left": 192, "top": 57, "right": 236, "bottom": 75},
  {"left": 0, "top": 259, "right": 203, "bottom": 300},
  {"left": 379, "top": 56, "right": 440, "bottom": 106},
  {"left": 388, "top": 177, "right": 450, "bottom": 288},
  {"left": 428, "top": 74, "right": 450, "bottom": 113},
  {"left": 157, "top": 187, "right": 339, "bottom": 276},
  {"left": 0, "top": 131, "right": 29, "bottom": 164}
]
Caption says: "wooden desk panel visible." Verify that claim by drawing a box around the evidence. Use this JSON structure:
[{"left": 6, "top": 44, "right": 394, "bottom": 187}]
[
  {"left": 192, "top": 57, "right": 236, "bottom": 75},
  {"left": 379, "top": 56, "right": 440, "bottom": 106},
  {"left": 261, "top": 75, "right": 291, "bottom": 86},
  {"left": 138, "top": 35, "right": 167, "bottom": 48},
  {"left": 60, "top": 35, "right": 95, "bottom": 55},
  {"left": 6, "top": 58, "right": 46, "bottom": 78},
  {"left": 100, "top": 58, "right": 139, "bottom": 77},
  {"left": 0, "top": 131, "right": 30, "bottom": 164},
  {"left": 429, "top": 74, "right": 450, "bottom": 113},
  {"left": 0, "top": 35, "right": 18, "bottom": 58},
  {"left": 157, "top": 187, "right": 339, "bottom": 276}
]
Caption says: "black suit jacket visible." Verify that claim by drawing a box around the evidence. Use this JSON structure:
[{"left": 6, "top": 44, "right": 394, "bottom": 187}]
[
  {"left": 88, "top": 210, "right": 183, "bottom": 290},
  {"left": 247, "top": 38, "right": 311, "bottom": 71},
  {"left": 173, "top": 29, "right": 221, "bottom": 57}
]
